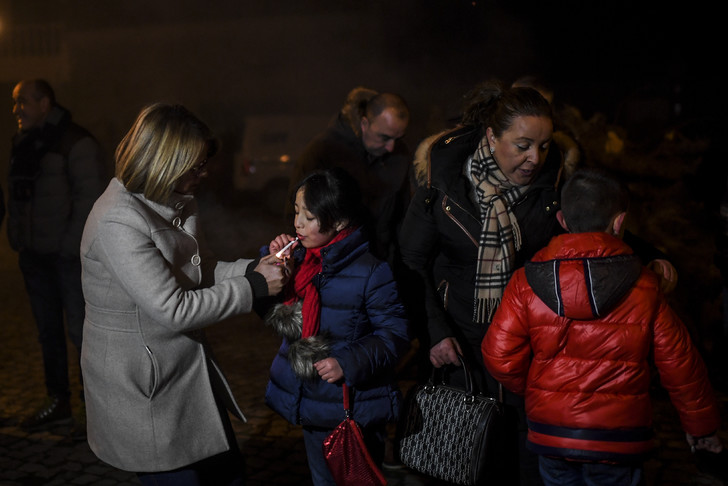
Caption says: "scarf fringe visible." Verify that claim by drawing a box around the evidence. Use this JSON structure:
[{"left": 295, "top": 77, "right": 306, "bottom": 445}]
[
  {"left": 475, "top": 297, "right": 501, "bottom": 325},
  {"left": 512, "top": 219, "right": 522, "bottom": 251}
]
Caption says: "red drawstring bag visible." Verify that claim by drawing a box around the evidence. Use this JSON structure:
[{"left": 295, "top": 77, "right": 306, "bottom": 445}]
[{"left": 322, "top": 384, "right": 387, "bottom": 486}]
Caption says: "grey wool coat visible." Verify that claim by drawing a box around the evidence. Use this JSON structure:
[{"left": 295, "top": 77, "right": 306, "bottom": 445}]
[{"left": 80, "top": 178, "right": 259, "bottom": 472}]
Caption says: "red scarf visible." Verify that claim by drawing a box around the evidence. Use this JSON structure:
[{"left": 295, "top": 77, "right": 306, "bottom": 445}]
[{"left": 284, "top": 227, "right": 354, "bottom": 338}]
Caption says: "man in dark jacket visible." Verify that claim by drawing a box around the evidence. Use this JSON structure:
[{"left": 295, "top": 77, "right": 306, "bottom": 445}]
[
  {"left": 287, "top": 87, "right": 411, "bottom": 270},
  {"left": 8, "top": 79, "right": 107, "bottom": 438}
]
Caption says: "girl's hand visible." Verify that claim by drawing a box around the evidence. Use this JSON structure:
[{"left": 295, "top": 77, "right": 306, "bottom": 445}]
[
  {"left": 269, "top": 234, "right": 297, "bottom": 257},
  {"left": 314, "top": 358, "right": 344, "bottom": 383}
]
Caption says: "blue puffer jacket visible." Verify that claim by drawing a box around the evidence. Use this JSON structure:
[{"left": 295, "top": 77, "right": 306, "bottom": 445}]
[{"left": 264, "top": 227, "right": 411, "bottom": 429}]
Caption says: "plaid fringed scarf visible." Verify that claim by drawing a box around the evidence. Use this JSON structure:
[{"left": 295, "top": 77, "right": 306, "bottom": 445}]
[{"left": 468, "top": 137, "right": 529, "bottom": 324}]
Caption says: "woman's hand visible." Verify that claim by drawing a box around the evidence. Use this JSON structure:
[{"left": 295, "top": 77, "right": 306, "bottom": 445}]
[
  {"left": 314, "top": 357, "right": 344, "bottom": 383},
  {"left": 269, "top": 234, "right": 298, "bottom": 259},
  {"left": 429, "top": 337, "right": 463, "bottom": 368},
  {"left": 254, "top": 254, "right": 291, "bottom": 295}
]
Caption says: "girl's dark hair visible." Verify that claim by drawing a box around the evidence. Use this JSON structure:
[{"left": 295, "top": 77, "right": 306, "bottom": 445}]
[
  {"left": 460, "top": 78, "right": 552, "bottom": 137},
  {"left": 292, "top": 167, "right": 365, "bottom": 233}
]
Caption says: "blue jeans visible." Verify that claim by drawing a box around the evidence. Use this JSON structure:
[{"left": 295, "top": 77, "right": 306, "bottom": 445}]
[
  {"left": 18, "top": 251, "right": 85, "bottom": 400},
  {"left": 539, "top": 456, "right": 644, "bottom": 486}
]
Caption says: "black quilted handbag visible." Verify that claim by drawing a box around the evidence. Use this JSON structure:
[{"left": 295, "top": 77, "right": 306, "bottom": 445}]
[{"left": 397, "top": 354, "right": 504, "bottom": 486}]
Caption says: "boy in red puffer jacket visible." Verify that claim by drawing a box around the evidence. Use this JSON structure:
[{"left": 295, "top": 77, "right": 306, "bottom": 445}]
[{"left": 482, "top": 167, "right": 723, "bottom": 486}]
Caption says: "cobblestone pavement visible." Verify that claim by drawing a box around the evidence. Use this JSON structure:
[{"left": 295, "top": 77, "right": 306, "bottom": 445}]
[{"left": 0, "top": 198, "right": 726, "bottom": 485}]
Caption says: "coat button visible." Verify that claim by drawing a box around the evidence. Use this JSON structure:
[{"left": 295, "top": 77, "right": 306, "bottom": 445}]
[
  {"left": 175, "top": 201, "right": 185, "bottom": 210},
  {"left": 173, "top": 217, "right": 182, "bottom": 227},
  {"left": 191, "top": 254, "right": 201, "bottom": 266}
]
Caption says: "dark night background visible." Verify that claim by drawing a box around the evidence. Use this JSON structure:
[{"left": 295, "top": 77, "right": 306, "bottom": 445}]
[
  {"left": 1, "top": 0, "right": 726, "bottom": 363},
  {"left": 1, "top": 1, "right": 722, "bottom": 148}
]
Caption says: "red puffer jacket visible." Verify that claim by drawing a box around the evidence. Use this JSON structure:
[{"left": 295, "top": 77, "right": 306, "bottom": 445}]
[{"left": 482, "top": 232, "right": 721, "bottom": 464}]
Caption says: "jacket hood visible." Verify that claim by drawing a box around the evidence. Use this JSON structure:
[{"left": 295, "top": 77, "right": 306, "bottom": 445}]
[
  {"left": 525, "top": 233, "right": 642, "bottom": 320},
  {"left": 412, "top": 125, "right": 482, "bottom": 189}
]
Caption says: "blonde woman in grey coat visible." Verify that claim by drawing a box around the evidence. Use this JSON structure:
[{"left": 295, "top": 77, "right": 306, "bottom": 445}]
[{"left": 80, "top": 103, "right": 290, "bottom": 485}]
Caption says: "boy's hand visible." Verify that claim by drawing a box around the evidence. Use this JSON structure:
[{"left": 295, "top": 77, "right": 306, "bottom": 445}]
[{"left": 687, "top": 432, "right": 724, "bottom": 453}]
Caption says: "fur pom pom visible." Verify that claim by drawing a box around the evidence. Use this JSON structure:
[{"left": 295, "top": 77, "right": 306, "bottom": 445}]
[
  {"left": 264, "top": 301, "right": 303, "bottom": 342},
  {"left": 287, "top": 334, "right": 332, "bottom": 381}
]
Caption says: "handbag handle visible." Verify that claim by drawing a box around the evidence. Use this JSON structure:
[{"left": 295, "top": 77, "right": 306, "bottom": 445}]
[
  {"left": 429, "top": 352, "right": 475, "bottom": 394},
  {"left": 430, "top": 352, "right": 503, "bottom": 403}
]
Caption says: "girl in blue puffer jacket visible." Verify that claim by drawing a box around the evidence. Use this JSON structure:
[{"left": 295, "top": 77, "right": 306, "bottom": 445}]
[{"left": 261, "top": 167, "right": 410, "bottom": 486}]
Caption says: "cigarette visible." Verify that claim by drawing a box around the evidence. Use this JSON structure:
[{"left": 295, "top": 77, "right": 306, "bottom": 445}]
[{"left": 275, "top": 237, "right": 299, "bottom": 259}]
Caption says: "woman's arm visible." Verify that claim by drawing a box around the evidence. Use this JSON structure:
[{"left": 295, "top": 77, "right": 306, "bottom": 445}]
[
  {"left": 399, "top": 186, "right": 459, "bottom": 355},
  {"left": 96, "top": 208, "right": 257, "bottom": 331}
]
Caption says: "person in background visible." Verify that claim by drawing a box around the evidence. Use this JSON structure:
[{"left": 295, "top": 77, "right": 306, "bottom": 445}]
[
  {"left": 399, "top": 78, "right": 679, "bottom": 485},
  {"left": 80, "top": 103, "right": 288, "bottom": 486},
  {"left": 7, "top": 79, "right": 108, "bottom": 439},
  {"left": 288, "top": 87, "right": 411, "bottom": 270},
  {"left": 482, "top": 167, "right": 722, "bottom": 486},
  {"left": 262, "top": 168, "right": 410, "bottom": 485}
]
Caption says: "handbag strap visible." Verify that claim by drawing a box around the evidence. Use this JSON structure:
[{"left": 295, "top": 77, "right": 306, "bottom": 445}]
[
  {"left": 432, "top": 352, "right": 504, "bottom": 404},
  {"left": 431, "top": 353, "right": 476, "bottom": 394},
  {"left": 342, "top": 383, "right": 351, "bottom": 418}
]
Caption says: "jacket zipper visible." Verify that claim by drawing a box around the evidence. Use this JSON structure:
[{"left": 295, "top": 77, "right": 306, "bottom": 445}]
[{"left": 442, "top": 195, "right": 479, "bottom": 248}]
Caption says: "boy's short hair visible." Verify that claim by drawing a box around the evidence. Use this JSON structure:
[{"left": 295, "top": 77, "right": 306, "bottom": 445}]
[{"left": 561, "top": 168, "right": 630, "bottom": 233}]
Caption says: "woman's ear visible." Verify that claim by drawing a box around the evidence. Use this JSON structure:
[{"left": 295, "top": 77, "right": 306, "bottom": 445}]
[{"left": 335, "top": 220, "right": 349, "bottom": 232}]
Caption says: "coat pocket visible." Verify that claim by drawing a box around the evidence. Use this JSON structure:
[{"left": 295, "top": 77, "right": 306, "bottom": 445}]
[{"left": 143, "top": 345, "right": 159, "bottom": 399}]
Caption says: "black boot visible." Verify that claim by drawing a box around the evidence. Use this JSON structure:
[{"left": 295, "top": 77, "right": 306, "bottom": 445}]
[{"left": 19, "top": 395, "right": 72, "bottom": 431}]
